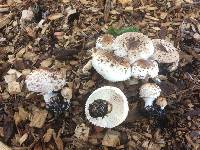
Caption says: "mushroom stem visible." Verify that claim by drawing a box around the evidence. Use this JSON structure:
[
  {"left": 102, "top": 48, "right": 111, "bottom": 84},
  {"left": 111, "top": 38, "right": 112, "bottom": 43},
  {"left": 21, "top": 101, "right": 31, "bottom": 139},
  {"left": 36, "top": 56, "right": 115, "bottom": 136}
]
[
  {"left": 143, "top": 97, "right": 155, "bottom": 107},
  {"left": 43, "top": 92, "right": 57, "bottom": 104}
]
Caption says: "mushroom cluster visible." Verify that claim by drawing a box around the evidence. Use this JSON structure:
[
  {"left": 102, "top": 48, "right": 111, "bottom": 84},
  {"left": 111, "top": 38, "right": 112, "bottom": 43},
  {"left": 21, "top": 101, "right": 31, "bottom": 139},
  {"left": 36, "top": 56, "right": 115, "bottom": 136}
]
[
  {"left": 84, "top": 32, "right": 180, "bottom": 127},
  {"left": 87, "top": 32, "right": 179, "bottom": 83}
]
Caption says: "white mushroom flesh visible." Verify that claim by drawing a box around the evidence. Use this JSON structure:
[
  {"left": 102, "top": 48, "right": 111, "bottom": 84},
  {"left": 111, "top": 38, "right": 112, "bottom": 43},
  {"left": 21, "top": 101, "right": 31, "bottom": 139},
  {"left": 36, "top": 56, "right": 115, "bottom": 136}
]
[{"left": 85, "top": 86, "right": 129, "bottom": 128}]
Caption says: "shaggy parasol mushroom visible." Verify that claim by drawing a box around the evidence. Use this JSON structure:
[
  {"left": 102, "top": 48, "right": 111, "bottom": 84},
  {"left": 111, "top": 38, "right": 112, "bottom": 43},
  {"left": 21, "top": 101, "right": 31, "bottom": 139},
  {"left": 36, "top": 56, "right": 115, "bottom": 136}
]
[
  {"left": 96, "top": 34, "right": 115, "bottom": 51},
  {"left": 25, "top": 69, "right": 69, "bottom": 115},
  {"left": 139, "top": 83, "right": 161, "bottom": 108},
  {"left": 151, "top": 39, "right": 180, "bottom": 71},
  {"left": 131, "top": 59, "right": 159, "bottom": 81},
  {"left": 91, "top": 49, "right": 132, "bottom": 82},
  {"left": 112, "top": 32, "right": 154, "bottom": 64},
  {"left": 85, "top": 86, "right": 129, "bottom": 128}
]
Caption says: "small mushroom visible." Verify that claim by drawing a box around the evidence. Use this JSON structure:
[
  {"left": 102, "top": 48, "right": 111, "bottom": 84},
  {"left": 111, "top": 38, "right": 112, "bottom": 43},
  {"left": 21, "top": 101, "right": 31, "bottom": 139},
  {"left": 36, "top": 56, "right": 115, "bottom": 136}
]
[
  {"left": 25, "top": 69, "right": 66, "bottom": 94},
  {"left": 85, "top": 86, "right": 129, "bottom": 128},
  {"left": 151, "top": 39, "right": 179, "bottom": 71},
  {"left": 25, "top": 69, "right": 68, "bottom": 115},
  {"left": 139, "top": 83, "right": 161, "bottom": 108},
  {"left": 112, "top": 32, "right": 154, "bottom": 64},
  {"left": 131, "top": 59, "right": 159, "bottom": 81},
  {"left": 96, "top": 34, "right": 114, "bottom": 51},
  {"left": 92, "top": 49, "right": 132, "bottom": 82},
  {"left": 156, "top": 97, "right": 167, "bottom": 110}
]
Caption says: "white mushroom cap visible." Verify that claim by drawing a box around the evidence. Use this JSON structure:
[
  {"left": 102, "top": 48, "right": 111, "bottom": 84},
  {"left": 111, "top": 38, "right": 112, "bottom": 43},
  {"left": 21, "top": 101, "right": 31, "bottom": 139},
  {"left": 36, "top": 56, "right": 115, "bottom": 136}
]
[
  {"left": 25, "top": 69, "right": 66, "bottom": 94},
  {"left": 140, "top": 83, "right": 161, "bottom": 99},
  {"left": 92, "top": 49, "right": 132, "bottom": 82},
  {"left": 43, "top": 92, "right": 58, "bottom": 104},
  {"left": 151, "top": 39, "right": 179, "bottom": 64},
  {"left": 140, "top": 83, "right": 161, "bottom": 107},
  {"left": 85, "top": 86, "right": 129, "bottom": 128},
  {"left": 131, "top": 59, "right": 159, "bottom": 79},
  {"left": 96, "top": 34, "right": 114, "bottom": 51},
  {"left": 112, "top": 32, "right": 154, "bottom": 64}
]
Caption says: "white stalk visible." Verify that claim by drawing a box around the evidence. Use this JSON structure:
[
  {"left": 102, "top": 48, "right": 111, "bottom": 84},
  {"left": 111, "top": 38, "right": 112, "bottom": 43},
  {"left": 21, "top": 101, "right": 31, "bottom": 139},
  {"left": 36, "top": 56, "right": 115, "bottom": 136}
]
[
  {"left": 143, "top": 97, "right": 155, "bottom": 107},
  {"left": 43, "top": 92, "right": 57, "bottom": 104}
]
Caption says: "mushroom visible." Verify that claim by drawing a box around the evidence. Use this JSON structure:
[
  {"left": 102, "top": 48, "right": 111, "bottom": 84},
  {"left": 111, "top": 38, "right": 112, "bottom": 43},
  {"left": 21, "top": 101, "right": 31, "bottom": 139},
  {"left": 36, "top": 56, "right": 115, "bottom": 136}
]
[
  {"left": 151, "top": 39, "right": 179, "bottom": 71},
  {"left": 156, "top": 97, "right": 167, "bottom": 110},
  {"left": 25, "top": 69, "right": 69, "bottom": 115},
  {"left": 131, "top": 59, "right": 159, "bottom": 81},
  {"left": 96, "top": 34, "right": 114, "bottom": 51},
  {"left": 85, "top": 86, "right": 129, "bottom": 128},
  {"left": 25, "top": 69, "right": 66, "bottom": 94},
  {"left": 112, "top": 32, "right": 154, "bottom": 64},
  {"left": 92, "top": 49, "right": 132, "bottom": 82},
  {"left": 139, "top": 83, "right": 161, "bottom": 108}
]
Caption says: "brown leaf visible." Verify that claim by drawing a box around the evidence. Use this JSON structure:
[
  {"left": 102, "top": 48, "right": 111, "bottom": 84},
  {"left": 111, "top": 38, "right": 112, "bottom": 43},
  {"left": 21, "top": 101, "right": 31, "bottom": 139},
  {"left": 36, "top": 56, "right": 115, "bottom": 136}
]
[
  {"left": 0, "top": 13, "right": 13, "bottom": 29},
  {"left": 34, "top": 143, "right": 43, "bottom": 150},
  {"left": 3, "top": 119, "right": 14, "bottom": 142}
]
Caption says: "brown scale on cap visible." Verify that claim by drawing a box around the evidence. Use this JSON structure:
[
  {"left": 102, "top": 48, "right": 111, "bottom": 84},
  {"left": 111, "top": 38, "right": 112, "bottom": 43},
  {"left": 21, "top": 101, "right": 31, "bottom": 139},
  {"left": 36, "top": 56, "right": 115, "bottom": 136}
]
[
  {"left": 101, "top": 34, "right": 113, "bottom": 45},
  {"left": 126, "top": 37, "right": 141, "bottom": 50},
  {"left": 156, "top": 43, "right": 168, "bottom": 52},
  {"left": 134, "top": 59, "right": 153, "bottom": 69},
  {"left": 95, "top": 50, "right": 130, "bottom": 68}
]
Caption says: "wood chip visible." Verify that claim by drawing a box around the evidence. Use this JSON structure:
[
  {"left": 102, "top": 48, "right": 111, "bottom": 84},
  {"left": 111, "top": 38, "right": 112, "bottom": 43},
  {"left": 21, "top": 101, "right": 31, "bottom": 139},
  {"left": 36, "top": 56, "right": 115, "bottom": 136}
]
[
  {"left": 0, "top": 141, "right": 11, "bottom": 150},
  {"left": 14, "top": 106, "right": 29, "bottom": 125},
  {"left": 29, "top": 109, "right": 48, "bottom": 128},
  {"left": 43, "top": 128, "right": 54, "bottom": 143},
  {"left": 0, "top": 13, "right": 13, "bottom": 29},
  {"left": 74, "top": 123, "right": 90, "bottom": 142},
  {"left": 48, "top": 13, "right": 64, "bottom": 20},
  {"left": 19, "top": 133, "right": 28, "bottom": 145},
  {"left": 102, "top": 130, "right": 120, "bottom": 147},
  {"left": 7, "top": 81, "right": 21, "bottom": 94}
]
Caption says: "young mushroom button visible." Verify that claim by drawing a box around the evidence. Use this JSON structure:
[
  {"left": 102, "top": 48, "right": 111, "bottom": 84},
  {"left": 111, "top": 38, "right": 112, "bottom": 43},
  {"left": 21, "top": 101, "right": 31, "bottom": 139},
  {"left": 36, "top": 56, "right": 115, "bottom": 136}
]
[
  {"left": 139, "top": 83, "right": 161, "bottom": 108},
  {"left": 92, "top": 49, "right": 132, "bottom": 82},
  {"left": 112, "top": 32, "right": 154, "bottom": 64},
  {"left": 85, "top": 86, "right": 129, "bottom": 128},
  {"left": 151, "top": 39, "right": 180, "bottom": 71}
]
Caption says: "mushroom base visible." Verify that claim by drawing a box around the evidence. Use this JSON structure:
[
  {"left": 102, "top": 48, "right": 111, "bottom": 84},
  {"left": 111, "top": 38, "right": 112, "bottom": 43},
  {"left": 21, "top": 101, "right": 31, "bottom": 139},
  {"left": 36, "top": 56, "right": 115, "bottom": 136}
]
[{"left": 89, "top": 99, "right": 112, "bottom": 118}]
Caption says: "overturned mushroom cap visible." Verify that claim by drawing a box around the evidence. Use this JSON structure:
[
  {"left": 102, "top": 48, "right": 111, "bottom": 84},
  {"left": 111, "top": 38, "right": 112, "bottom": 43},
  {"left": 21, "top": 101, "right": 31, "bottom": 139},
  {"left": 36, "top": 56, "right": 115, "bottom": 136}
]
[
  {"left": 92, "top": 49, "right": 132, "bottom": 82},
  {"left": 25, "top": 69, "right": 66, "bottom": 94},
  {"left": 112, "top": 32, "right": 154, "bottom": 64},
  {"left": 140, "top": 83, "right": 161, "bottom": 99},
  {"left": 131, "top": 59, "right": 159, "bottom": 79},
  {"left": 85, "top": 86, "right": 129, "bottom": 128},
  {"left": 151, "top": 39, "right": 179, "bottom": 64},
  {"left": 96, "top": 34, "right": 114, "bottom": 51}
]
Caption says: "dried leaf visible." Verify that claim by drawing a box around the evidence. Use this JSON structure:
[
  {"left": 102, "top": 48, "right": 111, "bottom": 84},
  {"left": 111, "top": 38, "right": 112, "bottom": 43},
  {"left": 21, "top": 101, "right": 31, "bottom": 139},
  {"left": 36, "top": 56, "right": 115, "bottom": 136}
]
[
  {"left": 102, "top": 130, "right": 120, "bottom": 147},
  {"left": 74, "top": 123, "right": 90, "bottom": 141},
  {"left": 117, "top": 0, "right": 132, "bottom": 5},
  {"left": 53, "top": 130, "right": 64, "bottom": 150}
]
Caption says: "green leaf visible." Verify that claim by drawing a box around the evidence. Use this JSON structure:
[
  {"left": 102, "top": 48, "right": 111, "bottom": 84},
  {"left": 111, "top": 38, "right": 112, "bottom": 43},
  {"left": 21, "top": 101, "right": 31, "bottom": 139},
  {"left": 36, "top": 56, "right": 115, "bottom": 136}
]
[{"left": 106, "top": 26, "right": 139, "bottom": 37}]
